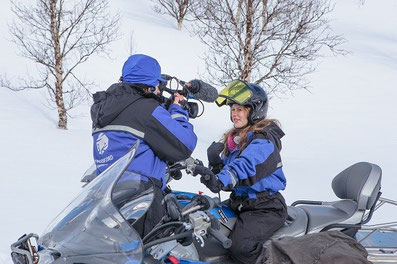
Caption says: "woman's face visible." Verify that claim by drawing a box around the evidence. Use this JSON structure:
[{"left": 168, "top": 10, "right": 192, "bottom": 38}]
[{"left": 230, "top": 104, "right": 250, "bottom": 128}]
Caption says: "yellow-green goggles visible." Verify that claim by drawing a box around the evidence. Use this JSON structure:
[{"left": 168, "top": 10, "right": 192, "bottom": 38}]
[{"left": 215, "top": 80, "right": 253, "bottom": 107}]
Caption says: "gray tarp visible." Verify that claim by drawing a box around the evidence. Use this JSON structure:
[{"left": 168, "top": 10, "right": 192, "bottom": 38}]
[{"left": 257, "top": 231, "right": 371, "bottom": 264}]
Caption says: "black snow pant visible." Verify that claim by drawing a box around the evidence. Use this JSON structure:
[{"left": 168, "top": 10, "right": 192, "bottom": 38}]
[
  {"left": 132, "top": 178, "right": 166, "bottom": 238},
  {"left": 227, "top": 191, "right": 288, "bottom": 264},
  {"left": 112, "top": 175, "right": 166, "bottom": 238}
]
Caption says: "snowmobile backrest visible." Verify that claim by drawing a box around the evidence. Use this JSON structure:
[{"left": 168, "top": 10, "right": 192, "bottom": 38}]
[{"left": 332, "top": 162, "right": 381, "bottom": 211}]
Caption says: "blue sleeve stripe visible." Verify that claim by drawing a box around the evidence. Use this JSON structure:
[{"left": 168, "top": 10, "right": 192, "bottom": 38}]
[{"left": 152, "top": 106, "right": 197, "bottom": 152}]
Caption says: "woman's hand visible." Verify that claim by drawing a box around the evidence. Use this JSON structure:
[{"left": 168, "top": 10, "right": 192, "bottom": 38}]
[{"left": 194, "top": 165, "right": 222, "bottom": 193}]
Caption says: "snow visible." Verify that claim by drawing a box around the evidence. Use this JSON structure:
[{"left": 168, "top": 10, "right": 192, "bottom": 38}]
[{"left": 1, "top": 0, "right": 397, "bottom": 262}]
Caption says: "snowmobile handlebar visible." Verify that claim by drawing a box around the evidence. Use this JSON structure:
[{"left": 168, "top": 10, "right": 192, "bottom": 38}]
[
  {"left": 182, "top": 194, "right": 221, "bottom": 212},
  {"left": 208, "top": 227, "right": 232, "bottom": 249},
  {"left": 143, "top": 195, "right": 228, "bottom": 252},
  {"left": 167, "top": 157, "right": 204, "bottom": 177}
]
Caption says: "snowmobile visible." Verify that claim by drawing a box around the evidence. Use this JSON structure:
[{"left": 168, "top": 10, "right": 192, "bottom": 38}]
[{"left": 10, "top": 140, "right": 397, "bottom": 264}]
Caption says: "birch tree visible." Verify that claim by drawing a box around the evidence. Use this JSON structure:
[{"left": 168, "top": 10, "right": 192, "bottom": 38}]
[
  {"left": 193, "top": 0, "right": 346, "bottom": 95},
  {"left": 1, "top": 0, "right": 119, "bottom": 129},
  {"left": 152, "top": 0, "right": 194, "bottom": 30}
]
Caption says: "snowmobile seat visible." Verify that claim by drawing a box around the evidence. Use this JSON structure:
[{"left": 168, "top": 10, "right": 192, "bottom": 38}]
[
  {"left": 270, "top": 206, "right": 308, "bottom": 239},
  {"left": 293, "top": 162, "right": 382, "bottom": 234}
]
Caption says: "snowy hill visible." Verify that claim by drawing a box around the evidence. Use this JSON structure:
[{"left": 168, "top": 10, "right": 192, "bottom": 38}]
[{"left": 1, "top": 0, "right": 397, "bottom": 262}]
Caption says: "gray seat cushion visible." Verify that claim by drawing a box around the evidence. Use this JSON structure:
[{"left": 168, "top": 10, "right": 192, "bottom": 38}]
[
  {"left": 299, "top": 200, "right": 358, "bottom": 233},
  {"left": 271, "top": 206, "right": 308, "bottom": 239}
]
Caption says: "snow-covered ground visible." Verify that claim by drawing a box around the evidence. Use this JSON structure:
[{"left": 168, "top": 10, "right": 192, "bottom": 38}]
[{"left": 1, "top": 0, "right": 397, "bottom": 262}]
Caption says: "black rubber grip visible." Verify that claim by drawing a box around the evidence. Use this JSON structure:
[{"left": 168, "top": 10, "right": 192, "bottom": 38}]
[{"left": 207, "top": 227, "right": 232, "bottom": 249}]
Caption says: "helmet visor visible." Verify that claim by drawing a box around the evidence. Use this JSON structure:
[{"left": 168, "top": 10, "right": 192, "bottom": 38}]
[{"left": 216, "top": 80, "right": 252, "bottom": 107}]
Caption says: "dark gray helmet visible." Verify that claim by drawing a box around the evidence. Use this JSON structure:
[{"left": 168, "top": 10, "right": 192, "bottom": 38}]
[
  {"left": 244, "top": 82, "right": 268, "bottom": 122},
  {"left": 216, "top": 80, "right": 268, "bottom": 123}
]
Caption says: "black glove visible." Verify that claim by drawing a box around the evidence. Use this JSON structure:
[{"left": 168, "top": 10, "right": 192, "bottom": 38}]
[
  {"left": 207, "top": 141, "right": 223, "bottom": 165},
  {"left": 170, "top": 170, "right": 182, "bottom": 180},
  {"left": 194, "top": 165, "right": 222, "bottom": 193},
  {"left": 207, "top": 141, "right": 224, "bottom": 173},
  {"left": 163, "top": 193, "right": 181, "bottom": 221}
]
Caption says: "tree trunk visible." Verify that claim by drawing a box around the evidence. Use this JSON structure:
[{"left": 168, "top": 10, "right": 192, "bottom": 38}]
[
  {"left": 236, "top": 0, "right": 243, "bottom": 25},
  {"left": 242, "top": 0, "right": 254, "bottom": 82},
  {"left": 50, "top": 0, "right": 67, "bottom": 129},
  {"left": 177, "top": 0, "right": 190, "bottom": 31},
  {"left": 261, "top": 0, "right": 268, "bottom": 35},
  {"left": 56, "top": 85, "right": 67, "bottom": 129},
  {"left": 177, "top": 18, "right": 183, "bottom": 30}
]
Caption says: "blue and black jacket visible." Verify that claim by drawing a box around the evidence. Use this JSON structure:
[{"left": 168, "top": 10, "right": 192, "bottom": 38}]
[
  {"left": 91, "top": 82, "right": 197, "bottom": 190},
  {"left": 217, "top": 123, "right": 286, "bottom": 199}
]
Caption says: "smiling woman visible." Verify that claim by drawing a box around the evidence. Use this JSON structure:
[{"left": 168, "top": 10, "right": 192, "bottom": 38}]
[
  {"left": 196, "top": 80, "right": 288, "bottom": 263},
  {"left": 2, "top": 0, "right": 397, "bottom": 263},
  {"left": 230, "top": 104, "right": 250, "bottom": 129}
]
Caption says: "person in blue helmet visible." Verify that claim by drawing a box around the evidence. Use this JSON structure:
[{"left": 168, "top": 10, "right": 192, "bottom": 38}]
[
  {"left": 194, "top": 80, "right": 288, "bottom": 264},
  {"left": 90, "top": 54, "right": 198, "bottom": 236}
]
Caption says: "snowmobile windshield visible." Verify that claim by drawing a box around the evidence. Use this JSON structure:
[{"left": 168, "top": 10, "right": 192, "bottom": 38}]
[{"left": 39, "top": 142, "right": 153, "bottom": 263}]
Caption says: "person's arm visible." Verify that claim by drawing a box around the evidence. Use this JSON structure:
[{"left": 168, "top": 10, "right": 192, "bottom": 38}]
[
  {"left": 167, "top": 93, "right": 192, "bottom": 130},
  {"left": 217, "top": 137, "right": 278, "bottom": 190},
  {"left": 144, "top": 97, "right": 197, "bottom": 163}
]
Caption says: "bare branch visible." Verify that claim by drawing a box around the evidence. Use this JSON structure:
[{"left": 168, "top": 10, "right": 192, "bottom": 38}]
[
  {"left": 1, "top": 73, "right": 48, "bottom": 91},
  {"left": 192, "top": 0, "right": 346, "bottom": 95},
  {"left": 5, "top": 0, "right": 120, "bottom": 129},
  {"left": 151, "top": 0, "right": 194, "bottom": 30}
]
